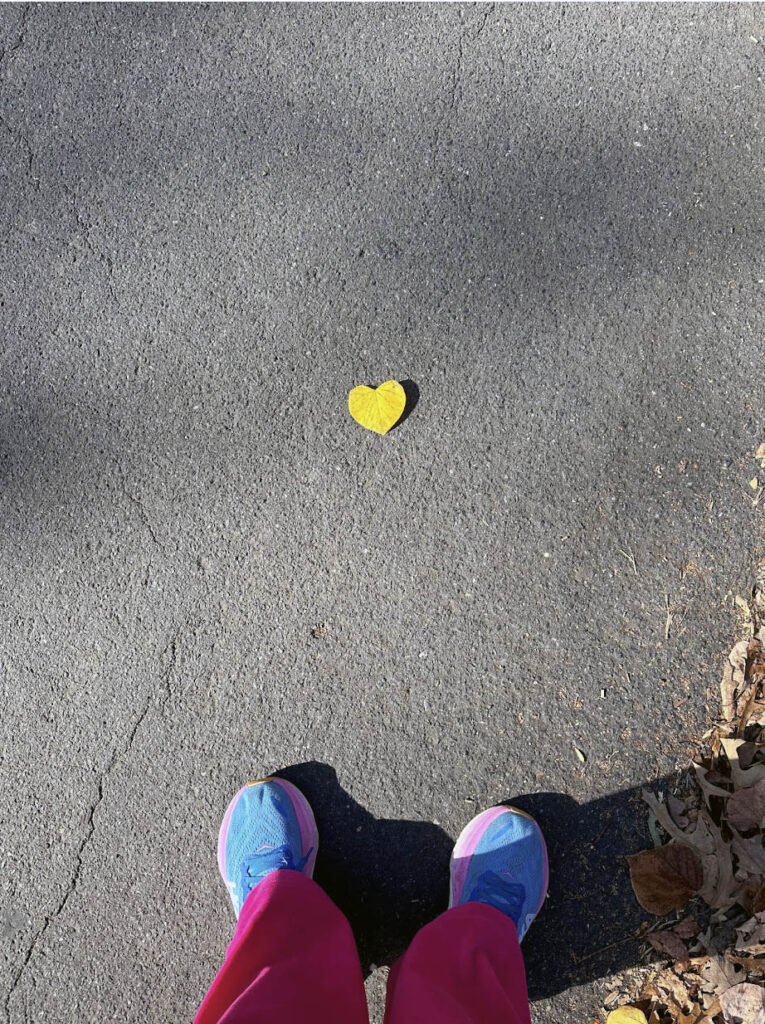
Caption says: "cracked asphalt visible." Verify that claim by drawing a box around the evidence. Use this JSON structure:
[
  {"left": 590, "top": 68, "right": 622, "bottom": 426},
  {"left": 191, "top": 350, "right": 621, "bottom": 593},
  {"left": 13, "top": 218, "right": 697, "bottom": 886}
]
[{"left": 1, "top": 4, "right": 764, "bottom": 1022}]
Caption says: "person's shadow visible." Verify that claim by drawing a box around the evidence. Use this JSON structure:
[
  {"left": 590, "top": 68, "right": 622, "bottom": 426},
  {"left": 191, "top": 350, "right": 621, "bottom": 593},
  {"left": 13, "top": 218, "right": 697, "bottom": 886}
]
[
  {"left": 278, "top": 761, "right": 662, "bottom": 999},
  {"left": 278, "top": 762, "right": 452, "bottom": 970}
]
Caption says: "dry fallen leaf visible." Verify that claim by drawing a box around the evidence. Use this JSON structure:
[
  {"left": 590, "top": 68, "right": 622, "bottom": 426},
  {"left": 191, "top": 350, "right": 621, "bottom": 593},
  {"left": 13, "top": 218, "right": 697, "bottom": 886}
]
[
  {"left": 646, "top": 965, "right": 695, "bottom": 1010},
  {"left": 674, "top": 1007, "right": 709, "bottom": 1024},
  {"left": 674, "top": 916, "right": 701, "bottom": 939},
  {"left": 697, "top": 820, "right": 740, "bottom": 910},
  {"left": 719, "top": 982, "right": 765, "bottom": 1023},
  {"left": 731, "top": 833, "right": 765, "bottom": 875},
  {"left": 726, "top": 778, "right": 765, "bottom": 832},
  {"left": 348, "top": 380, "right": 406, "bottom": 435},
  {"left": 692, "top": 762, "right": 731, "bottom": 802},
  {"left": 628, "top": 844, "right": 703, "bottom": 914},
  {"left": 736, "top": 912, "right": 765, "bottom": 949},
  {"left": 723, "top": 743, "right": 765, "bottom": 792},
  {"left": 668, "top": 794, "right": 691, "bottom": 828},
  {"left": 738, "top": 742, "right": 765, "bottom": 770},
  {"left": 747, "top": 641, "right": 765, "bottom": 688},
  {"left": 722, "top": 641, "right": 752, "bottom": 720},
  {"left": 648, "top": 929, "right": 690, "bottom": 960},
  {"left": 620, "top": 572, "right": 765, "bottom": 1024},
  {"left": 700, "top": 953, "right": 743, "bottom": 995},
  {"left": 727, "top": 952, "right": 765, "bottom": 974}
]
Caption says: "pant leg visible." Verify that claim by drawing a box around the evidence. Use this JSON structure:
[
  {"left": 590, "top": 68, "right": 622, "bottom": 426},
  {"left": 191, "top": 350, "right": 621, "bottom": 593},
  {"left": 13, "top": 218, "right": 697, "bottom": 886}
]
[
  {"left": 195, "top": 870, "right": 369, "bottom": 1024},
  {"left": 383, "top": 903, "right": 531, "bottom": 1024}
]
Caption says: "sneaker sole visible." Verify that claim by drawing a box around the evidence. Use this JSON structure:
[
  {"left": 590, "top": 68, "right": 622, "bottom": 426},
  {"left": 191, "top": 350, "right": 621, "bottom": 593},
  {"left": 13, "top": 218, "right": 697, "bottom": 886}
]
[
  {"left": 449, "top": 805, "right": 549, "bottom": 919},
  {"left": 217, "top": 777, "right": 320, "bottom": 884}
]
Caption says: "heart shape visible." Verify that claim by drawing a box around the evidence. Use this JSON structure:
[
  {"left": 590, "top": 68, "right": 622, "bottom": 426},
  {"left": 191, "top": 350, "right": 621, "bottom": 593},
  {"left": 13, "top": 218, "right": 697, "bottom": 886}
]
[{"left": 348, "top": 380, "right": 406, "bottom": 435}]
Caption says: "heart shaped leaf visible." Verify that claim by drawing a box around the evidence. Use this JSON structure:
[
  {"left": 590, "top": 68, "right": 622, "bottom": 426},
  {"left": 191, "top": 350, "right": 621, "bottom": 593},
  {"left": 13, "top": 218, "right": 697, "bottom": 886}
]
[{"left": 348, "top": 380, "right": 406, "bottom": 434}]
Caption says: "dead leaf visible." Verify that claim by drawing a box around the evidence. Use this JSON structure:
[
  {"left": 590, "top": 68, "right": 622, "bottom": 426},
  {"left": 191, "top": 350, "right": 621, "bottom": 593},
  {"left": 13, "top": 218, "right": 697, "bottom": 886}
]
[
  {"left": 625, "top": 592, "right": 765, "bottom": 1024},
  {"left": 745, "top": 703, "right": 765, "bottom": 728},
  {"left": 668, "top": 794, "right": 691, "bottom": 828},
  {"left": 727, "top": 952, "right": 765, "bottom": 973},
  {"left": 692, "top": 761, "right": 731, "bottom": 802},
  {"left": 604, "top": 989, "right": 624, "bottom": 1008},
  {"left": 739, "top": 640, "right": 765, "bottom": 733},
  {"left": 736, "top": 912, "right": 765, "bottom": 949},
  {"left": 721, "top": 737, "right": 765, "bottom": 789},
  {"left": 747, "top": 640, "right": 765, "bottom": 687},
  {"left": 731, "top": 833, "right": 765, "bottom": 875},
  {"left": 674, "top": 916, "right": 701, "bottom": 939},
  {"left": 646, "top": 965, "right": 695, "bottom": 1010},
  {"left": 720, "top": 982, "right": 765, "bottom": 1023},
  {"left": 738, "top": 742, "right": 765, "bottom": 770},
  {"left": 628, "top": 845, "right": 704, "bottom": 914},
  {"left": 703, "top": 994, "right": 722, "bottom": 1019},
  {"left": 672, "top": 811, "right": 740, "bottom": 911},
  {"left": 726, "top": 778, "right": 765, "bottom": 831},
  {"left": 674, "top": 1008, "right": 705, "bottom": 1024},
  {"left": 700, "top": 954, "right": 744, "bottom": 997},
  {"left": 722, "top": 641, "right": 753, "bottom": 720},
  {"left": 642, "top": 788, "right": 716, "bottom": 850},
  {"left": 648, "top": 929, "right": 690, "bottom": 960},
  {"left": 756, "top": 441, "right": 765, "bottom": 466}
]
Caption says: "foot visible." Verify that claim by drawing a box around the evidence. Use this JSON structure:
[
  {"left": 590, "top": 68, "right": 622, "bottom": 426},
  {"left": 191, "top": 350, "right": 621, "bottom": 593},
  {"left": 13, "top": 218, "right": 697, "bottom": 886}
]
[
  {"left": 449, "top": 805, "right": 548, "bottom": 942},
  {"left": 217, "top": 777, "right": 318, "bottom": 917}
]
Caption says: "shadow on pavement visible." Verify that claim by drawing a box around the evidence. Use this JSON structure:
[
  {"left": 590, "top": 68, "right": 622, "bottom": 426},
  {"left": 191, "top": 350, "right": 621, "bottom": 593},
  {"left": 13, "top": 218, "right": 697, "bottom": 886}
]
[
  {"left": 390, "top": 379, "right": 420, "bottom": 432},
  {"left": 279, "top": 761, "right": 669, "bottom": 1000}
]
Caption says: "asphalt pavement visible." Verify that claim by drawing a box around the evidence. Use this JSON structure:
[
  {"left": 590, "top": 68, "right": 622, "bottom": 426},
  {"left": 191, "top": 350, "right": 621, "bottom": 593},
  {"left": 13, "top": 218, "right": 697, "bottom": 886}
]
[{"left": 1, "top": 4, "right": 764, "bottom": 1022}]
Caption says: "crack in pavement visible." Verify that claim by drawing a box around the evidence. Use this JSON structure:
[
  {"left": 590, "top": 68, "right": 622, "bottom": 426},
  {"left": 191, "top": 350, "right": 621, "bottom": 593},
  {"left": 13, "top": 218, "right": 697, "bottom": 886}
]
[
  {"left": 0, "top": 115, "right": 38, "bottom": 192},
  {"left": 3, "top": 635, "right": 180, "bottom": 1024},
  {"left": 474, "top": 2, "right": 495, "bottom": 40},
  {"left": 72, "top": 199, "right": 121, "bottom": 308},
  {"left": 115, "top": 463, "right": 163, "bottom": 551},
  {"left": 0, "top": 5, "right": 29, "bottom": 67},
  {"left": 0, "top": 6, "right": 38, "bottom": 194},
  {"left": 450, "top": 4, "right": 496, "bottom": 116},
  {"left": 433, "top": 4, "right": 496, "bottom": 179}
]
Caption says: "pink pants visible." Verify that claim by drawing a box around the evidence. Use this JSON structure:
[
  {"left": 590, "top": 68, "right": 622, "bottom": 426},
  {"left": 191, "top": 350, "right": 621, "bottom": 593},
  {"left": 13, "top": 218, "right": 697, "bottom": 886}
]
[{"left": 195, "top": 871, "right": 531, "bottom": 1024}]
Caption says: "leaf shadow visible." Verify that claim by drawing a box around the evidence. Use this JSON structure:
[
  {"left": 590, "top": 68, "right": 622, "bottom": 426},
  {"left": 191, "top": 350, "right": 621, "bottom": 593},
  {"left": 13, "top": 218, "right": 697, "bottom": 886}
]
[{"left": 389, "top": 379, "right": 419, "bottom": 432}]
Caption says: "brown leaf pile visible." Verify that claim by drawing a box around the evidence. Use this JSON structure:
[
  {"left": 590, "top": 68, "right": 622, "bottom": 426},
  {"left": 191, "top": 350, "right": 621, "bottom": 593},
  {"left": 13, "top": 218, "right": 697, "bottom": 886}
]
[{"left": 606, "top": 565, "right": 765, "bottom": 1024}]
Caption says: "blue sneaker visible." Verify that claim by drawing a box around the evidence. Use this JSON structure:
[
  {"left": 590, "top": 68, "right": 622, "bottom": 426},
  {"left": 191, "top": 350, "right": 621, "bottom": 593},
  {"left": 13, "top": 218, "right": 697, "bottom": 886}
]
[
  {"left": 449, "top": 805, "right": 548, "bottom": 942},
  {"left": 217, "top": 777, "right": 319, "bottom": 917}
]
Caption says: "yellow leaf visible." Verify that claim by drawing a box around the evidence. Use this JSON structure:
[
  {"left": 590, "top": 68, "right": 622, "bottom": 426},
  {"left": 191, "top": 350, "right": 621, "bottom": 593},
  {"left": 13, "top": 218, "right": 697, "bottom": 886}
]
[
  {"left": 750, "top": 477, "right": 759, "bottom": 491},
  {"left": 607, "top": 1009, "right": 648, "bottom": 1024},
  {"left": 348, "top": 380, "right": 406, "bottom": 435}
]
